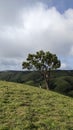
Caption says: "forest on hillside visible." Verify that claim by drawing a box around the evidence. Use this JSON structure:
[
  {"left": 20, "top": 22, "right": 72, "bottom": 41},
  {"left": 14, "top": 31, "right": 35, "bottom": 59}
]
[{"left": 0, "top": 70, "right": 73, "bottom": 97}]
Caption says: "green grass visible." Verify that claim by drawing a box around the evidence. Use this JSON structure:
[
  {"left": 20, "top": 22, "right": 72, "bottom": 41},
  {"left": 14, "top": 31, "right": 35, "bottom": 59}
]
[{"left": 0, "top": 81, "right": 73, "bottom": 130}]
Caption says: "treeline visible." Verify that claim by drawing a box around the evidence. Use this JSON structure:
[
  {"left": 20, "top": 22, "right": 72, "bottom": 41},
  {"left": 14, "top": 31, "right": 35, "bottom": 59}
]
[{"left": 0, "top": 70, "right": 73, "bottom": 97}]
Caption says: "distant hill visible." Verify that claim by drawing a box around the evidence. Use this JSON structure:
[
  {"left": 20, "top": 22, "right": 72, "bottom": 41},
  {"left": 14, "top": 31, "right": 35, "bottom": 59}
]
[
  {"left": 0, "top": 70, "right": 73, "bottom": 97},
  {"left": 0, "top": 81, "right": 73, "bottom": 129}
]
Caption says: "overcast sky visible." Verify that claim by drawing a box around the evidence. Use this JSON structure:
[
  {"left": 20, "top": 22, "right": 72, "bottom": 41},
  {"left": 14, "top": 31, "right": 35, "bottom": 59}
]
[{"left": 0, "top": 0, "right": 73, "bottom": 70}]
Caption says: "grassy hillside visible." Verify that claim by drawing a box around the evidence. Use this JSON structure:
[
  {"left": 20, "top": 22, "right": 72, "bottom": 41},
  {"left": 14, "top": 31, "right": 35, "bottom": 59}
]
[{"left": 0, "top": 81, "right": 73, "bottom": 129}]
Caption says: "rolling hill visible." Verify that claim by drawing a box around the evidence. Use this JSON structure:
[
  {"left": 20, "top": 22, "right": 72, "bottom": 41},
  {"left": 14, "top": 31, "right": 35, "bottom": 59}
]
[{"left": 0, "top": 81, "right": 73, "bottom": 129}]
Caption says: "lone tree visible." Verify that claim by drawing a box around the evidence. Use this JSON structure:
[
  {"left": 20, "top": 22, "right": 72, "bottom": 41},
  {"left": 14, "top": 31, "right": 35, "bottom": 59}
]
[{"left": 22, "top": 50, "right": 61, "bottom": 89}]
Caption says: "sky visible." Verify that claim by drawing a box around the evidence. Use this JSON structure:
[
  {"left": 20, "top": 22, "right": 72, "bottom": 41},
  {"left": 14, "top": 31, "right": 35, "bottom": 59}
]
[{"left": 0, "top": 0, "right": 73, "bottom": 70}]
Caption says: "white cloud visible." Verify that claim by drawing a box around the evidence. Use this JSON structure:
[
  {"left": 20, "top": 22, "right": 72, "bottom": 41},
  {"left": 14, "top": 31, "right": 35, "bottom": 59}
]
[
  {"left": 0, "top": 3, "right": 73, "bottom": 69},
  {"left": 60, "top": 63, "right": 67, "bottom": 70}
]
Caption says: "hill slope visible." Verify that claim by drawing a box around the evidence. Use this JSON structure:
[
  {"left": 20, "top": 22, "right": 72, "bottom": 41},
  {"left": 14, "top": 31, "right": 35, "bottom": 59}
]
[{"left": 0, "top": 81, "right": 73, "bottom": 129}]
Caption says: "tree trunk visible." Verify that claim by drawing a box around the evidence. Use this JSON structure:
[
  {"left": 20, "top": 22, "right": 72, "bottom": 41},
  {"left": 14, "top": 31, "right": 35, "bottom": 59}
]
[
  {"left": 45, "top": 80, "right": 49, "bottom": 90},
  {"left": 41, "top": 70, "right": 51, "bottom": 90},
  {"left": 45, "top": 73, "right": 49, "bottom": 89},
  {"left": 44, "top": 71, "right": 50, "bottom": 90}
]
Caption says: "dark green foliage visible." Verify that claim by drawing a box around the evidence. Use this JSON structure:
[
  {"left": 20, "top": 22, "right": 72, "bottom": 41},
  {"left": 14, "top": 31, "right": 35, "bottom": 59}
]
[
  {"left": 50, "top": 76, "right": 73, "bottom": 96},
  {"left": 22, "top": 50, "right": 61, "bottom": 70},
  {"left": 64, "top": 76, "right": 73, "bottom": 85},
  {"left": 54, "top": 78, "right": 71, "bottom": 93},
  {"left": 0, "top": 70, "right": 73, "bottom": 84}
]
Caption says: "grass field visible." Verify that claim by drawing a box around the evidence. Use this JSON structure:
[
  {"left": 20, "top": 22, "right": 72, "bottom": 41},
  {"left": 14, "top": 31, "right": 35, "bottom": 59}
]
[{"left": 0, "top": 81, "right": 73, "bottom": 130}]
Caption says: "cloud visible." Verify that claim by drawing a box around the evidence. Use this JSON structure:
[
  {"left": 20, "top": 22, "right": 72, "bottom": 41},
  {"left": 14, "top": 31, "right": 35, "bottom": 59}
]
[
  {"left": 0, "top": 0, "right": 52, "bottom": 26},
  {"left": 60, "top": 63, "right": 68, "bottom": 70},
  {"left": 0, "top": 2, "right": 73, "bottom": 70},
  {"left": 0, "top": 58, "right": 22, "bottom": 70},
  {"left": 21, "top": 5, "right": 73, "bottom": 55}
]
